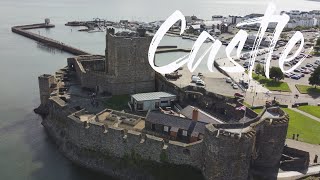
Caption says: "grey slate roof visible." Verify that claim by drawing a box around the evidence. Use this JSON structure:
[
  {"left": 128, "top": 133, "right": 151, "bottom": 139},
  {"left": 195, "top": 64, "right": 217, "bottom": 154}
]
[
  {"left": 146, "top": 111, "right": 191, "bottom": 130},
  {"left": 193, "top": 122, "right": 206, "bottom": 135},
  {"left": 146, "top": 111, "right": 206, "bottom": 135},
  {"left": 180, "top": 105, "right": 224, "bottom": 124},
  {"left": 131, "top": 92, "right": 176, "bottom": 102}
]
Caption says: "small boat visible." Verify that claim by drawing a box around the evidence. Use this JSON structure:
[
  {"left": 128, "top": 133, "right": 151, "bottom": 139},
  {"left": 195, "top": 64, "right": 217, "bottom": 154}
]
[
  {"left": 88, "top": 29, "right": 104, "bottom": 33},
  {"left": 182, "top": 36, "right": 190, "bottom": 39},
  {"left": 87, "top": 25, "right": 106, "bottom": 33},
  {"left": 222, "top": 41, "right": 228, "bottom": 46},
  {"left": 204, "top": 39, "right": 212, "bottom": 43},
  {"left": 190, "top": 37, "right": 198, "bottom": 41}
]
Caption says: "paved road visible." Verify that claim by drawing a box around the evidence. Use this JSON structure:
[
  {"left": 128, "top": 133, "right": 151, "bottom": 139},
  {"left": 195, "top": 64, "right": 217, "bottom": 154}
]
[
  {"left": 167, "top": 65, "right": 243, "bottom": 96},
  {"left": 215, "top": 55, "right": 269, "bottom": 94},
  {"left": 243, "top": 90, "right": 320, "bottom": 107},
  {"left": 278, "top": 165, "right": 320, "bottom": 179}
]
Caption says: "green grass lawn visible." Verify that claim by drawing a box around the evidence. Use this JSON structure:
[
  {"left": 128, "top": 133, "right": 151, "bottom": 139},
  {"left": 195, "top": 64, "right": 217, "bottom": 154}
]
[
  {"left": 252, "top": 73, "right": 291, "bottom": 92},
  {"left": 296, "top": 84, "right": 320, "bottom": 94},
  {"left": 297, "top": 105, "right": 320, "bottom": 118},
  {"left": 282, "top": 108, "right": 320, "bottom": 145},
  {"left": 253, "top": 108, "right": 264, "bottom": 114},
  {"left": 104, "top": 95, "right": 130, "bottom": 110},
  {"left": 242, "top": 101, "right": 251, "bottom": 108}
]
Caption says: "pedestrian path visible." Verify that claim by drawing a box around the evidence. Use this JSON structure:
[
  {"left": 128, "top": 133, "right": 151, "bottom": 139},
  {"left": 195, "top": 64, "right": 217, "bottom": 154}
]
[
  {"left": 278, "top": 165, "right": 320, "bottom": 179},
  {"left": 278, "top": 139, "right": 320, "bottom": 179},
  {"left": 289, "top": 107, "right": 320, "bottom": 123},
  {"left": 215, "top": 56, "right": 269, "bottom": 93}
]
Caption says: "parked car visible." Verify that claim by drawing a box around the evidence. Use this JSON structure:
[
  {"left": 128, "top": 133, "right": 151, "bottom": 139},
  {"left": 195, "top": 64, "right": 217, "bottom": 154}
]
[
  {"left": 294, "top": 68, "right": 301, "bottom": 73},
  {"left": 226, "top": 77, "right": 232, "bottom": 83},
  {"left": 233, "top": 84, "right": 239, "bottom": 89},
  {"left": 196, "top": 79, "right": 206, "bottom": 87},
  {"left": 234, "top": 93, "right": 244, "bottom": 98},
  {"left": 259, "top": 60, "right": 266, "bottom": 64},
  {"left": 191, "top": 75, "right": 201, "bottom": 82},
  {"left": 302, "top": 69, "right": 311, "bottom": 74},
  {"left": 284, "top": 73, "right": 292, "bottom": 78},
  {"left": 306, "top": 63, "right": 313, "bottom": 67},
  {"left": 284, "top": 62, "right": 291, "bottom": 67},
  {"left": 291, "top": 75, "right": 300, "bottom": 80}
]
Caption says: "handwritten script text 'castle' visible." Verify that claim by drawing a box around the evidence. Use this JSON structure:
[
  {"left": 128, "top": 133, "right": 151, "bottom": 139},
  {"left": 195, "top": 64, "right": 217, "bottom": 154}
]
[{"left": 148, "top": 2, "right": 311, "bottom": 79}]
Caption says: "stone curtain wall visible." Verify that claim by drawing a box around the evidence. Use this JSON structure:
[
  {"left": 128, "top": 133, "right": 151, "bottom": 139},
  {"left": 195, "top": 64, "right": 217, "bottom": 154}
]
[
  {"left": 45, "top": 98, "right": 204, "bottom": 172},
  {"left": 43, "top": 90, "right": 288, "bottom": 180}
]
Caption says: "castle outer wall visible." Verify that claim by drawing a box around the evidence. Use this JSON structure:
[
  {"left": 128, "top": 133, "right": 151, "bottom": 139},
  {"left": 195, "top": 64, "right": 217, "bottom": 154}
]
[{"left": 40, "top": 93, "right": 289, "bottom": 180}]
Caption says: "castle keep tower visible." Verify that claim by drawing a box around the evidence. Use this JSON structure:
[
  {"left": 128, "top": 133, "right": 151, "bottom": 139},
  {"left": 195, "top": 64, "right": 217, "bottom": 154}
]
[{"left": 104, "top": 28, "right": 155, "bottom": 94}]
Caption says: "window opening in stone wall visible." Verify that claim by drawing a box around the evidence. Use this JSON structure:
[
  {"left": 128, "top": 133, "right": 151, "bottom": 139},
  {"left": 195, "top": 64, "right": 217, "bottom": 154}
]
[{"left": 164, "top": 126, "right": 169, "bottom": 132}]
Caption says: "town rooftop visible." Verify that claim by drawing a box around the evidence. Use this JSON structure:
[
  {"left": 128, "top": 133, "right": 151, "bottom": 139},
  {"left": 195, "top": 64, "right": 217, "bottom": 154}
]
[{"left": 131, "top": 92, "right": 176, "bottom": 102}]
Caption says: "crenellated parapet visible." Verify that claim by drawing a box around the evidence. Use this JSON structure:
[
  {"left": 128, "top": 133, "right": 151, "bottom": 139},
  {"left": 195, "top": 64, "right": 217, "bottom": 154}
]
[
  {"left": 202, "top": 124, "right": 255, "bottom": 180},
  {"left": 44, "top": 104, "right": 205, "bottom": 170},
  {"left": 251, "top": 107, "right": 289, "bottom": 179},
  {"left": 41, "top": 71, "right": 290, "bottom": 180}
]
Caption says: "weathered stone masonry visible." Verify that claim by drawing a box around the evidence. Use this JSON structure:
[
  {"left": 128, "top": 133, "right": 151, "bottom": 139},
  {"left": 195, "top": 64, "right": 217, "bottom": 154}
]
[
  {"left": 41, "top": 92, "right": 289, "bottom": 180},
  {"left": 37, "top": 28, "right": 290, "bottom": 180},
  {"left": 66, "top": 28, "right": 155, "bottom": 95}
]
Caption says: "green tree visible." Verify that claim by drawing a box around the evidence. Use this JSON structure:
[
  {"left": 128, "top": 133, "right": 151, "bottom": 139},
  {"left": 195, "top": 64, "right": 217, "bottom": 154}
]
[
  {"left": 269, "top": 67, "right": 284, "bottom": 82},
  {"left": 314, "top": 46, "right": 320, "bottom": 55},
  {"left": 280, "top": 33, "right": 288, "bottom": 40},
  {"left": 309, "top": 66, "right": 320, "bottom": 88},
  {"left": 316, "top": 38, "right": 320, "bottom": 46},
  {"left": 255, "top": 63, "right": 264, "bottom": 75}
]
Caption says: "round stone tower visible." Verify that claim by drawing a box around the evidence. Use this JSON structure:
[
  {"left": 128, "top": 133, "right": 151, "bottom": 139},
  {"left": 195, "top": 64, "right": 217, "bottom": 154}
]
[
  {"left": 251, "top": 107, "right": 289, "bottom": 179},
  {"left": 202, "top": 124, "right": 255, "bottom": 180}
]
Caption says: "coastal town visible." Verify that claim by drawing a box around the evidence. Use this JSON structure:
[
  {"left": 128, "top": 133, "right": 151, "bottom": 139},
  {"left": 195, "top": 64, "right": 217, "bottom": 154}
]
[{"left": 10, "top": 7, "right": 320, "bottom": 180}]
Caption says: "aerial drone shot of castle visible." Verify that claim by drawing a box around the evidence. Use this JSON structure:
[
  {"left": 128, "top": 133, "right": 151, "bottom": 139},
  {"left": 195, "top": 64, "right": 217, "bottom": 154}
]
[{"left": 37, "top": 27, "right": 291, "bottom": 180}]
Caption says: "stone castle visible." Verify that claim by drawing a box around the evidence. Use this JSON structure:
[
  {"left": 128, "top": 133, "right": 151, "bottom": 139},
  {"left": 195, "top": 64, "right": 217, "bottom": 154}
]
[
  {"left": 37, "top": 28, "right": 289, "bottom": 180},
  {"left": 67, "top": 28, "right": 155, "bottom": 95}
]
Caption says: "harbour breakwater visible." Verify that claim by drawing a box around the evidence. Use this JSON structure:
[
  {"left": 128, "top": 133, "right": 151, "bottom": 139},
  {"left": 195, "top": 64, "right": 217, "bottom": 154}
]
[
  {"left": 11, "top": 23, "right": 91, "bottom": 56},
  {"left": 11, "top": 23, "right": 190, "bottom": 55}
]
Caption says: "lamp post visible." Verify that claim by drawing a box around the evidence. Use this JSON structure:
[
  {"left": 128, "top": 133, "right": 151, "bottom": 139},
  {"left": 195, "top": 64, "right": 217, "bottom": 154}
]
[{"left": 252, "top": 95, "right": 255, "bottom": 107}]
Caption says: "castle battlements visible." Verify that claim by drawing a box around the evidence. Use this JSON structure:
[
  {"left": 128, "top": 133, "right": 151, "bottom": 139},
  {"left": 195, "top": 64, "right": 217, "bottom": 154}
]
[
  {"left": 40, "top": 74, "right": 289, "bottom": 180},
  {"left": 36, "top": 26, "right": 290, "bottom": 180}
]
